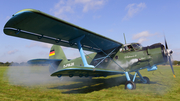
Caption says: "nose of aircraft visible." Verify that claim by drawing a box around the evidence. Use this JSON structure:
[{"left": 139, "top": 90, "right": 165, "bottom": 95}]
[{"left": 167, "top": 49, "right": 173, "bottom": 56}]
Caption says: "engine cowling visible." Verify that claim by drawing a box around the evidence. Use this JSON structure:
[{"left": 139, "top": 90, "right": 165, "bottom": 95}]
[{"left": 145, "top": 43, "right": 168, "bottom": 65}]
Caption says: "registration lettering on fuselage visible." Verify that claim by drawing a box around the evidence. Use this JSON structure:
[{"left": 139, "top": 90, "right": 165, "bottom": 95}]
[
  {"left": 63, "top": 62, "right": 74, "bottom": 68},
  {"left": 124, "top": 55, "right": 137, "bottom": 59}
]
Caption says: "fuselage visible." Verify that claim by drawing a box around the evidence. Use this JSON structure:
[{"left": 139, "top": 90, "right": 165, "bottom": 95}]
[{"left": 58, "top": 43, "right": 167, "bottom": 72}]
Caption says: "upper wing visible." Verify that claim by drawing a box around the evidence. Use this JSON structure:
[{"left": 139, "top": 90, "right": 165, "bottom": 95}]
[
  {"left": 51, "top": 66, "right": 125, "bottom": 77},
  {"left": 4, "top": 9, "right": 123, "bottom": 52}
]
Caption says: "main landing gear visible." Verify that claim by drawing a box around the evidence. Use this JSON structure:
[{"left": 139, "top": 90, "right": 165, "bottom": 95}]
[
  {"left": 124, "top": 71, "right": 150, "bottom": 90},
  {"left": 125, "top": 81, "right": 136, "bottom": 90}
]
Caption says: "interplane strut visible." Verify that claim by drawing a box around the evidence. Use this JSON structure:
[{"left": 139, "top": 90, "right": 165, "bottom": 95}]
[{"left": 70, "top": 35, "right": 94, "bottom": 68}]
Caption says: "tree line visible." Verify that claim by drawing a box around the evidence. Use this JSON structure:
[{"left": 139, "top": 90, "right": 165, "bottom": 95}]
[
  {"left": 173, "top": 60, "right": 180, "bottom": 65},
  {"left": 0, "top": 62, "right": 27, "bottom": 66},
  {"left": 0, "top": 61, "right": 180, "bottom": 66},
  {"left": 0, "top": 62, "right": 49, "bottom": 66}
]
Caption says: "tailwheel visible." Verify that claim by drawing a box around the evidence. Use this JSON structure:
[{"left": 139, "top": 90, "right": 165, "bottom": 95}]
[
  {"left": 125, "top": 81, "right": 136, "bottom": 90},
  {"left": 142, "top": 76, "right": 150, "bottom": 84}
]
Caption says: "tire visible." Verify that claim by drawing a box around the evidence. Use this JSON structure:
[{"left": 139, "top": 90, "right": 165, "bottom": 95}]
[
  {"left": 142, "top": 76, "right": 150, "bottom": 84},
  {"left": 69, "top": 74, "right": 73, "bottom": 78},
  {"left": 85, "top": 74, "right": 89, "bottom": 77},
  {"left": 57, "top": 74, "right": 62, "bottom": 78},
  {"left": 125, "top": 81, "right": 136, "bottom": 90},
  {"left": 79, "top": 74, "right": 83, "bottom": 77}
]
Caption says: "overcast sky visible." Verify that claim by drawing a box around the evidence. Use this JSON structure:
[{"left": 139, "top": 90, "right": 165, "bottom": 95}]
[{"left": 1, "top": 0, "right": 180, "bottom": 63}]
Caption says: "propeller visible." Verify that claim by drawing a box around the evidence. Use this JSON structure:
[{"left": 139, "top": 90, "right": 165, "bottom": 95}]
[{"left": 164, "top": 36, "right": 175, "bottom": 78}]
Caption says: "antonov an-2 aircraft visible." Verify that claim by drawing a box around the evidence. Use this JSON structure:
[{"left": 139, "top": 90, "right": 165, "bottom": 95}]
[{"left": 4, "top": 9, "right": 175, "bottom": 90}]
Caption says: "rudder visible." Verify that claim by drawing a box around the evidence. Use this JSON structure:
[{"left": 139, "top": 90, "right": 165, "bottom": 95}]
[{"left": 49, "top": 45, "right": 67, "bottom": 73}]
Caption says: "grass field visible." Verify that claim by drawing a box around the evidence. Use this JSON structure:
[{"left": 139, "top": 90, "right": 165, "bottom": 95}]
[{"left": 0, "top": 65, "right": 180, "bottom": 101}]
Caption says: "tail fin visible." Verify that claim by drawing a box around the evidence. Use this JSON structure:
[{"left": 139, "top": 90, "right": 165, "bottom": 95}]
[
  {"left": 49, "top": 45, "right": 67, "bottom": 61},
  {"left": 28, "top": 45, "right": 66, "bottom": 74},
  {"left": 48, "top": 45, "right": 67, "bottom": 73}
]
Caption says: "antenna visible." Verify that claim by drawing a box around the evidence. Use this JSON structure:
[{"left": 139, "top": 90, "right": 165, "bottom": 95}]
[{"left": 123, "top": 33, "right": 126, "bottom": 44}]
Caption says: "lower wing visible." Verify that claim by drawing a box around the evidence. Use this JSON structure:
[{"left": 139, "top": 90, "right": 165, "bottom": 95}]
[{"left": 51, "top": 66, "right": 124, "bottom": 77}]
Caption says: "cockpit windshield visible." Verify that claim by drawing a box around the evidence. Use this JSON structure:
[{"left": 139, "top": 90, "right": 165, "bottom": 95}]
[{"left": 132, "top": 43, "right": 142, "bottom": 50}]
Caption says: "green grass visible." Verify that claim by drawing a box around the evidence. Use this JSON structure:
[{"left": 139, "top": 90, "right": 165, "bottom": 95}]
[{"left": 0, "top": 66, "right": 180, "bottom": 101}]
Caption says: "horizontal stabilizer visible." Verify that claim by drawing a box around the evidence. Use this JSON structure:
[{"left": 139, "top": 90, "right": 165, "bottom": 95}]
[
  {"left": 28, "top": 59, "right": 62, "bottom": 64},
  {"left": 51, "top": 66, "right": 124, "bottom": 77}
]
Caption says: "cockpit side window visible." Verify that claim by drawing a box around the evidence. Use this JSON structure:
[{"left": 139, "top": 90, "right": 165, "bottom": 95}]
[
  {"left": 120, "top": 45, "right": 134, "bottom": 52},
  {"left": 127, "top": 45, "right": 134, "bottom": 51}
]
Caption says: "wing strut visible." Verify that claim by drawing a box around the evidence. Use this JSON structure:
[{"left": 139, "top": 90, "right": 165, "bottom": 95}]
[
  {"left": 95, "top": 48, "right": 116, "bottom": 67},
  {"left": 70, "top": 35, "right": 94, "bottom": 68},
  {"left": 86, "top": 37, "right": 125, "bottom": 71}
]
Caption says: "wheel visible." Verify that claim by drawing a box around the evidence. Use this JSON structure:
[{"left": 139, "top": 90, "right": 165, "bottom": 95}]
[
  {"left": 85, "top": 74, "right": 89, "bottom": 77},
  {"left": 142, "top": 76, "right": 150, "bottom": 84},
  {"left": 103, "top": 75, "right": 107, "bottom": 77},
  {"left": 69, "top": 74, "right": 73, "bottom": 78},
  {"left": 57, "top": 74, "right": 62, "bottom": 78},
  {"left": 125, "top": 81, "right": 136, "bottom": 90},
  {"left": 79, "top": 74, "right": 83, "bottom": 77},
  {"left": 95, "top": 75, "right": 99, "bottom": 77}
]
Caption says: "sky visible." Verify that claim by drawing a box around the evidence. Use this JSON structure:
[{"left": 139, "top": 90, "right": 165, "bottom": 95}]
[{"left": 0, "top": 0, "right": 180, "bottom": 63}]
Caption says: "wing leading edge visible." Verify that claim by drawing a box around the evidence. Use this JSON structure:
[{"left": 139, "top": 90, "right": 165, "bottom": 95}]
[{"left": 4, "top": 9, "right": 123, "bottom": 52}]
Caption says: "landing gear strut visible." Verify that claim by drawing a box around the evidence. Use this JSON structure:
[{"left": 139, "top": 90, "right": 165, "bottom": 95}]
[
  {"left": 124, "top": 71, "right": 150, "bottom": 90},
  {"left": 124, "top": 72, "right": 136, "bottom": 90},
  {"left": 142, "top": 76, "right": 150, "bottom": 84},
  {"left": 136, "top": 71, "right": 150, "bottom": 84}
]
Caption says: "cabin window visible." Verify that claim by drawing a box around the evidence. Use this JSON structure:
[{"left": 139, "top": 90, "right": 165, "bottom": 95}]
[
  {"left": 105, "top": 58, "right": 108, "bottom": 62},
  {"left": 127, "top": 45, "right": 134, "bottom": 51},
  {"left": 115, "top": 56, "right": 119, "bottom": 59},
  {"left": 120, "top": 45, "right": 135, "bottom": 52}
]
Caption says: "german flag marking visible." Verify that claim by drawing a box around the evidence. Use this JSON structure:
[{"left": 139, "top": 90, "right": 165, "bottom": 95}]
[{"left": 49, "top": 50, "right": 55, "bottom": 56}]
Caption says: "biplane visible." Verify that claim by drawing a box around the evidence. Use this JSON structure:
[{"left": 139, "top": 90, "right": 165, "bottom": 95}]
[{"left": 3, "top": 9, "right": 174, "bottom": 90}]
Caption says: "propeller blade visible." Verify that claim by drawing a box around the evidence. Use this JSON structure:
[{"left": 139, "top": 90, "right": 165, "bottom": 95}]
[
  {"left": 164, "top": 36, "right": 169, "bottom": 49},
  {"left": 168, "top": 56, "right": 176, "bottom": 78}
]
